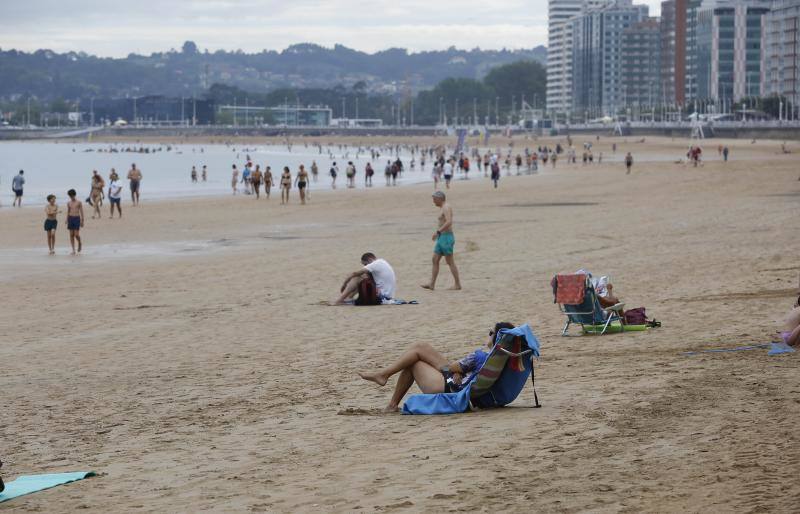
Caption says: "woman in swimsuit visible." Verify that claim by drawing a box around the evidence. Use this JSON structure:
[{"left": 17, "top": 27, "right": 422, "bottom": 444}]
[
  {"left": 358, "top": 322, "right": 515, "bottom": 412},
  {"left": 280, "top": 167, "right": 292, "bottom": 205},
  {"left": 90, "top": 171, "right": 105, "bottom": 219},
  {"left": 295, "top": 164, "right": 309, "bottom": 205}
]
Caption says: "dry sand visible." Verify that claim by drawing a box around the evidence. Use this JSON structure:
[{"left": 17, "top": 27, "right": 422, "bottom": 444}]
[{"left": 1, "top": 136, "right": 799, "bottom": 512}]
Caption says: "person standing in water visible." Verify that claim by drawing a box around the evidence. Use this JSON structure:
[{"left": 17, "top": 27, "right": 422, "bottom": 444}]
[
  {"left": 201, "top": 165, "right": 208, "bottom": 182},
  {"left": 330, "top": 162, "right": 338, "bottom": 189},
  {"left": 625, "top": 152, "right": 633, "bottom": 175},
  {"left": 295, "top": 164, "right": 310, "bottom": 205},
  {"left": 311, "top": 160, "right": 319, "bottom": 182},
  {"left": 365, "top": 162, "right": 374, "bottom": 187},
  {"left": 280, "top": 166, "right": 292, "bottom": 204},
  {"left": 90, "top": 170, "right": 105, "bottom": 219},
  {"left": 191, "top": 166, "right": 198, "bottom": 183},
  {"left": 421, "top": 191, "right": 461, "bottom": 291},
  {"left": 127, "top": 163, "right": 142, "bottom": 206},
  {"left": 231, "top": 164, "right": 239, "bottom": 194},
  {"left": 65, "top": 189, "right": 84, "bottom": 255},
  {"left": 44, "top": 194, "right": 59, "bottom": 255}
]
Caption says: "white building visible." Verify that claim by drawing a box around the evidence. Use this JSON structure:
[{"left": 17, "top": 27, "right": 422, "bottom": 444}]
[
  {"left": 765, "top": 0, "right": 800, "bottom": 107},
  {"left": 547, "top": 0, "right": 611, "bottom": 115}
]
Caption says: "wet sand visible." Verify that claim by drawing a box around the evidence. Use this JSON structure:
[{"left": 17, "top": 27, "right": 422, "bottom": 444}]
[{"left": 1, "top": 136, "right": 798, "bottom": 512}]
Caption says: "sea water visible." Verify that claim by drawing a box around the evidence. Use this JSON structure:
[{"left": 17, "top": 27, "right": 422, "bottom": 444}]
[{"left": 0, "top": 141, "right": 432, "bottom": 207}]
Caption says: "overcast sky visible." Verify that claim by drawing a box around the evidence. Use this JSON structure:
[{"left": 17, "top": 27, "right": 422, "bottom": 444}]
[{"left": 2, "top": 0, "right": 663, "bottom": 57}]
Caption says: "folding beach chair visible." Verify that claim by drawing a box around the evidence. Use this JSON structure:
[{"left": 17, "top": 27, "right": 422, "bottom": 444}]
[
  {"left": 552, "top": 273, "right": 625, "bottom": 336},
  {"left": 402, "top": 324, "right": 541, "bottom": 415}
]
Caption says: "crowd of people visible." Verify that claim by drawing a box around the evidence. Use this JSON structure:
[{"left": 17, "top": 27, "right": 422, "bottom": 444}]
[{"left": 6, "top": 136, "right": 745, "bottom": 258}]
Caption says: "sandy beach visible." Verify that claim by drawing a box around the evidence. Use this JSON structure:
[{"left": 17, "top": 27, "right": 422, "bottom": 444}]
[{"left": 1, "top": 135, "right": 798, "bottom": 512}]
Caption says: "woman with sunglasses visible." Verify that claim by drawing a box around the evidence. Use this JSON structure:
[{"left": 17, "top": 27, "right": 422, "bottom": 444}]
[{"left": 359, "top": 322, "right": 515, "bottom": 412}]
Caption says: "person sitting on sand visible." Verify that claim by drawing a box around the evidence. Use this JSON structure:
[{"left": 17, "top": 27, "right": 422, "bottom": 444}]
[
  {"left": 359, "top": 322, "right": 515, "bottom": 412},
  {"left": 333, "top": 252, "right": 396, "bottom": 305}
]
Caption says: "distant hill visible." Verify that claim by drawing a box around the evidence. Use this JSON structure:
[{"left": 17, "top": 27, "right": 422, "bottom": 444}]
[{"left": 0, "top": 42, "right": 547, "bottom": 101}]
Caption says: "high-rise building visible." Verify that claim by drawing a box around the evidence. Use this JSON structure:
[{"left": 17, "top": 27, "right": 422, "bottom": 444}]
[
  {"left": 685, "top": 0, "right": 704, "bottom": 102},
  {"left": 622, "top": 18, "right": 663, "bottom": 109},
  {"left": 546, "top": 0, "right": 610, "bottom": 114},
  {"left": 660, "top": 0, "right": 688, "bottom": 105},
  {"left": 571, "top": 0, "right": 650, "bottom": 115},
  {"left": 686, "top": 0, "right": 771, "bottom": 104},
  {"left": 764, "top": 0, "right": 800, "bottom": 107}
]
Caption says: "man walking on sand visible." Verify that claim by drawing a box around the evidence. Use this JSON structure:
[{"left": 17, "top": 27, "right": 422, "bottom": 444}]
[
  {"left": 127, "top": 163, "right": 142, "bottom": 205},
  {"left": 422, "top": 191, "right": 461, "bottom": 291},
  {"left": 65, "top": 189, "right": 84, "bottom": 255},
  {"left": 12, "top": 170, "right": 25, "bottom": 207}
]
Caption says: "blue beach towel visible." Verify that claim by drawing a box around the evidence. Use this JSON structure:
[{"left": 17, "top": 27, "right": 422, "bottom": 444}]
[
  {"left": 0, "top": 472, "right": 96, "bottom": 503},
  {"left": 683, "top": 342, "right": 796, "bottom": 357},
  {"left": 768, "top": 342, "right": 796, "bottom": 356},
  {"left": 402, "top": 324, "right": 541, "bottom": 415}
]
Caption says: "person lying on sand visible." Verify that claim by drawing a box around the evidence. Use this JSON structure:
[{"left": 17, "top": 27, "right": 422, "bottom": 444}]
[
  {"left": 359, "top": 322, "right": 514, "bottom": 412},
  {"left": 332, "top": 252, "right": 396, "bottom": 305}
]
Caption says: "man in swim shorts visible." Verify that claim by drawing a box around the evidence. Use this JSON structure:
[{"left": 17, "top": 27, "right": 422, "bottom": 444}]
[
  {"left": 65, "top": 189, "right": 84, "bottom": 255},
  {"left": 421, "top": 191, "right": 461, "bottom": 291},
  {"left": 12, "top": 170, "right": 25, "bottom": 207},
  {"left": 44, "top": 194, "right": 59, "bottom": 254},
  {"left": 127, "top": 164, "right": 142, "bottom": 205}
]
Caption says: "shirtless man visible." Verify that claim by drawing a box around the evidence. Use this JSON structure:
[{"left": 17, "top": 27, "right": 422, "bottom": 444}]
[
  {"left": 44, "top": 194, "right": 59, "bottom": 254},
  {"left": 231, "top": 165, "right": 239, "bottom": 194},
  {"left": 263, "top": 166, "right": 273, "bottom": 198},
  {"left": 251, "top": 165, "right": 263, "bottom": 199},
  {"left": 421, "top": 191, "right": 461, "bottom": 291},
  {"left": 65, "top": 189, "right": 84, "bottom": 255},
  {"left": 90, "top": 170, "right": 105, "bottom": 219},
  {"left": 127, "top": 163, "right": 142, "bottom": 205}
]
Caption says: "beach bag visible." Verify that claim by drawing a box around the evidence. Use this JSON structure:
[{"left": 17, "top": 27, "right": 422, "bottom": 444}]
[
  {"left": 355, "top": 274, "right": 380, "bottom": 306},
  {"left": 624, "top": 307, "right": 647, "bottom": 325}
]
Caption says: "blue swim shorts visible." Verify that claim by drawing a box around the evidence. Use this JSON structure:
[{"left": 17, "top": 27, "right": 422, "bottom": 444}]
[{"left": 434, "top": 232, "right": 455, "bottom": 256}]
